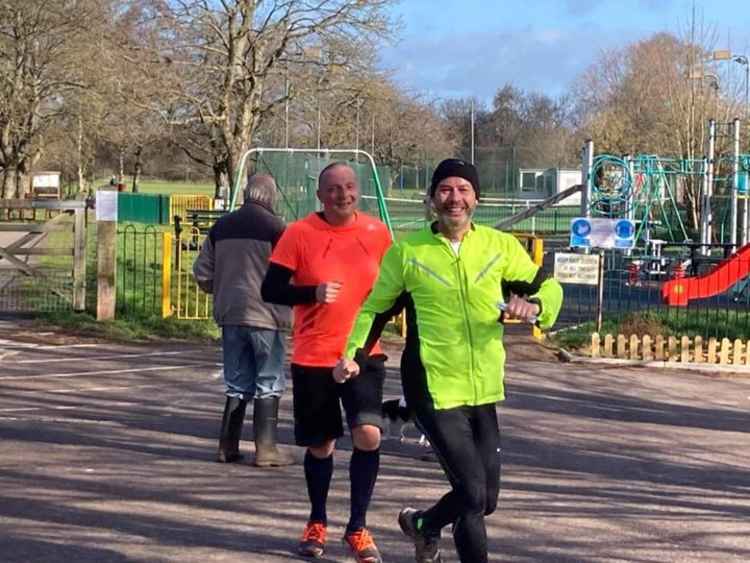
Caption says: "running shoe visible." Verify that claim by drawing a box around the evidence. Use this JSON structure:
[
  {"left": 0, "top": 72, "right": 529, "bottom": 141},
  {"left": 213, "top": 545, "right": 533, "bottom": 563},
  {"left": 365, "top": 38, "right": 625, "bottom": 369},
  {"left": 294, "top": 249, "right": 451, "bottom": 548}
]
[
  {"left": 298, "top": 521, "right": 327, "bottom": 559},
  {"left": 343, "top": 528, "right": 383, "bottom": 563},
  {"left": 398, "top": 507, "right": 442, "bottom": 562}
]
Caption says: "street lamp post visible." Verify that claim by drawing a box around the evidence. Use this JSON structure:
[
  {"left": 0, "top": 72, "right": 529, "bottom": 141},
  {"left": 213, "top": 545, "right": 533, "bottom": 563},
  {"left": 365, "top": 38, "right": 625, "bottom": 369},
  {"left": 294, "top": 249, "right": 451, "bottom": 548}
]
[{"left": 712, "top": 50, "right": 749, "bottom": 117}]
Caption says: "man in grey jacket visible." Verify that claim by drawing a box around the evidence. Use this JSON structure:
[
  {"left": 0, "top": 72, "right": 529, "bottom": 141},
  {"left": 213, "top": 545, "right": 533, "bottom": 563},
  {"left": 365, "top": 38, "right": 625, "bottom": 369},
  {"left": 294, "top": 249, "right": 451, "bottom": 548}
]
[{"left": 193, "top": 174, "right": 293, "bottom": 467}]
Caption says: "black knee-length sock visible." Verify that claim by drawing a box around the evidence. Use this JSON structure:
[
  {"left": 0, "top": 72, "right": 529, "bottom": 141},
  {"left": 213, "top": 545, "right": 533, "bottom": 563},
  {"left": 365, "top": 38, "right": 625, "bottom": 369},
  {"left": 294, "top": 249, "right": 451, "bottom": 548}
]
[
  {"left": 347, "top": 447, "right": 380, "bottom": 532},
  {"left": 304, "top": 450, "right": 333, "bottom": 524}
]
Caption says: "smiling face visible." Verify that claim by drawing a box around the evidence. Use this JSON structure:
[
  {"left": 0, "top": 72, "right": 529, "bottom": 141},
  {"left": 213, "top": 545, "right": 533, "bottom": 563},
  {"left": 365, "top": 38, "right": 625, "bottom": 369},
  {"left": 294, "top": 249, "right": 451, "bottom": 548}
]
[
  {"left": 431, "top": 176, "right": 477, "bottom": 238},
  {"left": 317, "top": 164, "right": 359, "bottom": 225}
]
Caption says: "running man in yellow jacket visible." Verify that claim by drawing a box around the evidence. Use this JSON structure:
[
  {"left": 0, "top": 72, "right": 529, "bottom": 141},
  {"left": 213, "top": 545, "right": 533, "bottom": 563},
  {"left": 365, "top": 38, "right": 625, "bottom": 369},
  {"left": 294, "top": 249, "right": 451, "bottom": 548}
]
[{"left": 334, "top": 159, "right": 563, "bottom": 563}]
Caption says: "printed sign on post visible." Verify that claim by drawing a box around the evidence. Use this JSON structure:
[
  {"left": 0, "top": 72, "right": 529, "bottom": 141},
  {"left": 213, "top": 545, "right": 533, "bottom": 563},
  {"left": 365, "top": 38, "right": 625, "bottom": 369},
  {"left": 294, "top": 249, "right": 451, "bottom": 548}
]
[
  {"left": 554, "top": 252, "right": 601, "bottom": 285},
  {"left": 96, "top": 190, "right": 118, "bottom": 221},
  {"left": 570, "top": 217, "right": 634, "bottom": 249}
]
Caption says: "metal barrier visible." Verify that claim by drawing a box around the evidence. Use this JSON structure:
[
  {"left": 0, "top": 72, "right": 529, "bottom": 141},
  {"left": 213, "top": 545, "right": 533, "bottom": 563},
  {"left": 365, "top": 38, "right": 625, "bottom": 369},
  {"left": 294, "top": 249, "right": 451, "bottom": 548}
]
[
  {"left": 558, "top": 247, "right": 750, "bottom": 340},
  {"left": 169, "top": 195, "right": 213, "bottom": 224},
  {"left": 116, "top": 225, "right": 163, "bottom": 316},
  {"left": 165, "top": 226, "right": 211, "bottom": 319},
  {"left": 0, "top": 200, "right": 87, "bottom": 313}
]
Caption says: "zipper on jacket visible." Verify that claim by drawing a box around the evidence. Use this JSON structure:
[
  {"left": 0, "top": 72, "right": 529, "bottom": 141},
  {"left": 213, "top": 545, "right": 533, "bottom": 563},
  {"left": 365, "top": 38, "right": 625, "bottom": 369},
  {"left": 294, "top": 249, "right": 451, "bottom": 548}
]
[{"left": 452, "top": 245, "right": 478, "bottom": 405}]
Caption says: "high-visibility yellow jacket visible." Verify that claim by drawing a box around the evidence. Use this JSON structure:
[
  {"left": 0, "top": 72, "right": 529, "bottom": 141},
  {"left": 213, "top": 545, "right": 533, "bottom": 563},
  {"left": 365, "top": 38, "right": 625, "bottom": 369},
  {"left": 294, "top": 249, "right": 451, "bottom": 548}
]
[{"left": 345, "top": 223, "right": 563, "bottom": 410}]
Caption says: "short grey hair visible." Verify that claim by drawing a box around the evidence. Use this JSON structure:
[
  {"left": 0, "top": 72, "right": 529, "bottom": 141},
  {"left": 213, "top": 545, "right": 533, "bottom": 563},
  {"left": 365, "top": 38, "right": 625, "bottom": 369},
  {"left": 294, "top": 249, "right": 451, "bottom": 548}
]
[{"left": 243, "top": 174, "right": 278, "bottom": 207}]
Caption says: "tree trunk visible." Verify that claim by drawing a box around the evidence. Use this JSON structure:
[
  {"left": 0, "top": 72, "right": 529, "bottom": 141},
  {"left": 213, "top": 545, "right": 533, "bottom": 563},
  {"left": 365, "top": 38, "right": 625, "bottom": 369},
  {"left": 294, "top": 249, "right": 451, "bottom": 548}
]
[
  {"left": 15, "top": 167, "right": 28, "bottom": 199},
  {"left": 213, "top": 163, "right": 224, "bottom": 200},
  {"left": 77, "top": 115, "right": 86, "bottom": 194},
  {"left": 119, "top": 148, "right": 125, "bottom": 182},
  {"left": 132, "top": 145, "right": 143, "bottom": 193},
  {"left": 0, "top": 170, "right": 9, "bottom": 199}
]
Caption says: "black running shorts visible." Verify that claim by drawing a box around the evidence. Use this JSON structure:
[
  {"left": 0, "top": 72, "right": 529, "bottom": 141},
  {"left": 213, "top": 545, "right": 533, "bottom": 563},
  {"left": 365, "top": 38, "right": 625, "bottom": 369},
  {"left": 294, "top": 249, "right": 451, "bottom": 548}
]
[{"left": 291, "top": 357, "right": 386, "bottom": 447}]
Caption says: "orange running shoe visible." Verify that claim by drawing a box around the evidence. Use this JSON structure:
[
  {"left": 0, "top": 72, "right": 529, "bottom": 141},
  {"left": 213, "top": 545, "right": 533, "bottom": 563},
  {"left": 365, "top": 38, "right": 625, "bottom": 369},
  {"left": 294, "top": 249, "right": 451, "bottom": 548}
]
[
  {"left": 343, "top": 528, "right": 383, "bottom": 563},
  {"left": 298, "top": 521, "right": 327, "bottom": 559}
]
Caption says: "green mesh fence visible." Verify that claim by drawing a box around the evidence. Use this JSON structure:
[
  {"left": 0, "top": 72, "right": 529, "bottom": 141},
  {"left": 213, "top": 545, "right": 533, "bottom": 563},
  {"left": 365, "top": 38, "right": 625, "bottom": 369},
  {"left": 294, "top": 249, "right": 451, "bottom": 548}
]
[
  {"left": 244, "top": 149, "right": 578, "bottom": 236},
  {"left": 250, "top": 151, "right": 391, "bottom": 223}
]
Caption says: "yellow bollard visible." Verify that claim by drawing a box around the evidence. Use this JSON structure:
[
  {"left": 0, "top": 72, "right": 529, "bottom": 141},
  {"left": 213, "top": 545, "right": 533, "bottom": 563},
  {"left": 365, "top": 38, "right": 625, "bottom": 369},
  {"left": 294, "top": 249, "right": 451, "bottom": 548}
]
[{"left": 161, "top": 232, "right": 173, "bottom": 318}]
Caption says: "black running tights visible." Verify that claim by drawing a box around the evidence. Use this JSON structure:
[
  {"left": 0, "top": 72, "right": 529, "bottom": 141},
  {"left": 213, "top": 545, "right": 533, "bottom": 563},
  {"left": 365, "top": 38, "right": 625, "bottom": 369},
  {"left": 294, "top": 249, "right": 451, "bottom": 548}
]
[{"left": 416, "top": 403, "right": 501, "bottom": 563}]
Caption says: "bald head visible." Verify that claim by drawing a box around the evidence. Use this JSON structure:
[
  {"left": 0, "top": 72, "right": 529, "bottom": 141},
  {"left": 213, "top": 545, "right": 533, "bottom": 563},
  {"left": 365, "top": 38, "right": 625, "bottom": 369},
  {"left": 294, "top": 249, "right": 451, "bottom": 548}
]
[
  {"left": 243, "top": 174, "right": 278, "bottom": 208},
  {"left": 319, "top": 162, "right": 357, "bottom": 189}
]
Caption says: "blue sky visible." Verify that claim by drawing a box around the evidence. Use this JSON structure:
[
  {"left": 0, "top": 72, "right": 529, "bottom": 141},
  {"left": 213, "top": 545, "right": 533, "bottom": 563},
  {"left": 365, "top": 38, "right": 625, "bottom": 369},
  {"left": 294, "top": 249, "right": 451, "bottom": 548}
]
[{"left": 379, "top": 0, "right": 750, "bottom": 104}]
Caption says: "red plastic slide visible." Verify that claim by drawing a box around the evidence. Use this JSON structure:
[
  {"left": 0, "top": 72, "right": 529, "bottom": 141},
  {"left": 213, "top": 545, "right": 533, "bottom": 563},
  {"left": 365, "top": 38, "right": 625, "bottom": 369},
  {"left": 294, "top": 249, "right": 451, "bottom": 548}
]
[{"left": 662, "top": 244, "right": 750, "bottom": 306}]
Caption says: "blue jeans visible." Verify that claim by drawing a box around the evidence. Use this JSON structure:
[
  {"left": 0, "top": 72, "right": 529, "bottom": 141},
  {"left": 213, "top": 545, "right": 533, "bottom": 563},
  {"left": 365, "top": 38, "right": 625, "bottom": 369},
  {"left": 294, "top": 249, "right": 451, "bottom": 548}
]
[{"left": 222, "top": 326, "right": 287, "bottom": 400}]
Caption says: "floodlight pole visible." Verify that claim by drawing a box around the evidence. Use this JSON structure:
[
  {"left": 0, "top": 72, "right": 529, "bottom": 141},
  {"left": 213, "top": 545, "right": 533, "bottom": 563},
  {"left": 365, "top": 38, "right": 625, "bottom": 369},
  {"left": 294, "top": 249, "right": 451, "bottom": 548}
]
[
  {"left": 581, "top": 139, "right": 594, "bottom": 218},
  {"left": 731, "top": 118, "right": 740, "bottom": 250}
]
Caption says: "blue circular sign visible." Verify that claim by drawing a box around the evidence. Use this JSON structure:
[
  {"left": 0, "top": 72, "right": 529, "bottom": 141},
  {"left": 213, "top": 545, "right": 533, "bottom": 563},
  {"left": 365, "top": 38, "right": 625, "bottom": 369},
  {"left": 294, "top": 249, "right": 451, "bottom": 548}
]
[
  {"left": 615, "top": 219, "right": 634, "bottom": 239},
  {"left": 572, "top": 218, "right": 591, "bottom": 237}
]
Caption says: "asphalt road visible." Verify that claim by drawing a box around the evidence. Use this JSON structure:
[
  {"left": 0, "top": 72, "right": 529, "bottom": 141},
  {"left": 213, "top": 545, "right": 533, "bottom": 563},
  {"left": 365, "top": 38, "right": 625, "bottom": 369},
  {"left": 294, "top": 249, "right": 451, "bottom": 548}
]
[{"left": 0, "top": 324, "right": 748, "bottom": 562}]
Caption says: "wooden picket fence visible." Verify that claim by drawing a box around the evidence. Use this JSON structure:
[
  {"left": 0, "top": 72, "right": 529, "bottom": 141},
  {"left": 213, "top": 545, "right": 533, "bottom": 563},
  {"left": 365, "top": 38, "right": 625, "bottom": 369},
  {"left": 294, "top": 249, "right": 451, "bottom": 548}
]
[{"left": 590, "top": 333, "right": 750, "bottom": 366}]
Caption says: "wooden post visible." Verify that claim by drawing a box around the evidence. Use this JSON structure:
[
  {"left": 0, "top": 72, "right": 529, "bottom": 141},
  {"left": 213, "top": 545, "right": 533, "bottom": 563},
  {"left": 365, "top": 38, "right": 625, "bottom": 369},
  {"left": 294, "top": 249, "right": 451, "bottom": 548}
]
[
  {"left": 591, "top": 332, "right": 600, "bottom": 357},
  {"left": 97, "top": 220, "right": 117, "bottom": 320},
  {"left": 668, "top": 336, "right": 678, "bottom": 361},
  {"left": 655, "top": 335, "right": 665, "bottom": 360},
  {"left": 733, "top": 339, "right": 743, "bottom": 366},
  {"left": 707, "top": 338, "right": 718, "bottom": 363},
  {"left": 604, "top": 334, "right": 614, "bottom": 357},
  {"left": 720, "top": 338, "right": 731, "bottom": 365},
  {"left": 680, "top": 336, "right": 690, "bottom": 363},
  {"left": 72, "top": 207, "right": 87, "bottom": 311},
  {"left": 629, "top": 334, "right": 639, "bottom": 360},
  {"left": 642, "top": 335, "right": 653, "bottom": 361},
  {"left": 694, "top": 336, "right": 704, "bottom": 363},
  {"left": 616, "top": 334, "right": 627, "bottom": 358}
]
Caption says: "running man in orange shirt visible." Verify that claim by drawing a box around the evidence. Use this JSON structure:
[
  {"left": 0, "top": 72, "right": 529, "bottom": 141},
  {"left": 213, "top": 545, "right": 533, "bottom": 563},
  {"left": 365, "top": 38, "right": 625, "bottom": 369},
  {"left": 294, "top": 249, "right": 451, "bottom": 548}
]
[{"left": 261, "top": 162, "right": 392, "bottom": 563}]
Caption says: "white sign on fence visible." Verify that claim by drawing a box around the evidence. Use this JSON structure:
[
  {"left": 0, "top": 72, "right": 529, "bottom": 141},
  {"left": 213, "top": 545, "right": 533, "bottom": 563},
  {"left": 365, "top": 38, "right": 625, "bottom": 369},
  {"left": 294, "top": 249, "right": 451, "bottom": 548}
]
[
  {"left": 570, "top": 217, "right": 635, "bottom": 249},
  {"left": 554, "top": 252, "right": 600, "bottom": 285}
]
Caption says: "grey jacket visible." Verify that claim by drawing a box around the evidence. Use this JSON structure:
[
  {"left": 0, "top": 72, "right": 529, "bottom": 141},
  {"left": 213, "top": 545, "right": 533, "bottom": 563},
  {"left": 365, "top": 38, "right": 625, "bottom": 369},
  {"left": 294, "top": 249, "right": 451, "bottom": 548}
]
[{"left": 193, "top": 200, "right": 291, "bottom": 330}]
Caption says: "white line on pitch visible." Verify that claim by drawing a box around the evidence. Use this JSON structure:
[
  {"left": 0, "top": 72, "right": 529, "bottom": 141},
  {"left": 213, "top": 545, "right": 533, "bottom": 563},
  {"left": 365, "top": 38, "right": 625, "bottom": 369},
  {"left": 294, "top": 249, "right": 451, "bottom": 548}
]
[
  {"left": 0, "top": 363, "right": 221, "bottom": 379},
  {"left": 13, "top": 350, "right": 196, "bottom": 364}
]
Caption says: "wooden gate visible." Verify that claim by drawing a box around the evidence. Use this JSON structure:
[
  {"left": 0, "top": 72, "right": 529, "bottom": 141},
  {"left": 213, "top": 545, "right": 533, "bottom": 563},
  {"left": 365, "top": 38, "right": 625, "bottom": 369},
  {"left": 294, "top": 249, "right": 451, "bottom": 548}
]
[{"left": 0, "top": 199, "right": 87, "bottom": 313}]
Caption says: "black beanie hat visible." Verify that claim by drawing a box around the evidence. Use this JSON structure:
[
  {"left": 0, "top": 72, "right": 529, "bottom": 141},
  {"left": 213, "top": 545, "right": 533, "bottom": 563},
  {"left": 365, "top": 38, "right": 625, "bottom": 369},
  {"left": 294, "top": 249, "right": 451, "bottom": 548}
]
[{"left": 429, "top": 158, "right": 480, "bottom": 199}]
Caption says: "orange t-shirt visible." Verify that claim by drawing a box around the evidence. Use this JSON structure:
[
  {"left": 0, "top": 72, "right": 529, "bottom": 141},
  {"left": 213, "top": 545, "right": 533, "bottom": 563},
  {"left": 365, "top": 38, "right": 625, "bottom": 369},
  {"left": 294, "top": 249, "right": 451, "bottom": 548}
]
[{"left": 269, "top": 212, "right": 392, "bottom": 367}]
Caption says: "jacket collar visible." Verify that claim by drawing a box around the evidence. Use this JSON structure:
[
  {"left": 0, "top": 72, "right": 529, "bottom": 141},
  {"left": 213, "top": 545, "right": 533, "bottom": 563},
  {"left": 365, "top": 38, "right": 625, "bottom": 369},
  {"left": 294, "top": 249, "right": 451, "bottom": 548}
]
[
  {"left": 430, "top": 221, "right": 476, "bottom": 241},
  {"left": 243, "top": 199, "right": 276, "bottom": 215}
]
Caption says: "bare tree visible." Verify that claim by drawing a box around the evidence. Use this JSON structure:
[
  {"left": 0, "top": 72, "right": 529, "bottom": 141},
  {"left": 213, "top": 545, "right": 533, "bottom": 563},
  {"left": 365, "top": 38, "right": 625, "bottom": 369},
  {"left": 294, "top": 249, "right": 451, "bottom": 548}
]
[
  {"left": 571, "top": 30, "right": 741, "bottom": 230},
  {"left": 142, "top": 0, "right": 395, "bottom": 196},
  {"left": 0, "top": 0, "right": 107, "bottom": 198}
]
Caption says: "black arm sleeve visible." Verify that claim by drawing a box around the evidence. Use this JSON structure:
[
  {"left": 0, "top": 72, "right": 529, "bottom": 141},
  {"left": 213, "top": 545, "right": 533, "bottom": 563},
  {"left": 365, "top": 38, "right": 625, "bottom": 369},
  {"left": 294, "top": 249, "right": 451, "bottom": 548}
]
[
  {"left": 501, "top": 267, "right": 548, "bottom": 302},
  {"left": 261, "top": 262, "right": 318, "bottom": 306},
  {"left": 353, "top": 292, "right": 409, "bottom": 364},
  {"left": 500, "top": 268, "right": 548, "bottom": 322}
]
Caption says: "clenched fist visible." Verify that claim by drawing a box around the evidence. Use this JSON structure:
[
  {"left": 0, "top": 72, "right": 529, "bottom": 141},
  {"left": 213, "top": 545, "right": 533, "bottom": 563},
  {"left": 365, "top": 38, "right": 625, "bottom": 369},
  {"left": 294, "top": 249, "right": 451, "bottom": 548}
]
[
  {"left": 503, "top": 294, "right": 540, "bottom": 323},
  {"left": 316, "top": 281, "right": 343, "bottom": 303},
  {"left": 333, "top": 357, "right": 360, "bottom": 383}
]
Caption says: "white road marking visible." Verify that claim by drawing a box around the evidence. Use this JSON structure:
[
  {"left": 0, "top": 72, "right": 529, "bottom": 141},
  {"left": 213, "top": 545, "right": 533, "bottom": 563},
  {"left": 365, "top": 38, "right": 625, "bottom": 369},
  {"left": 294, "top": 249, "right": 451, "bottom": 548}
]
[
  {"left": 12, "top": 350, "right": 196, "bottom": 364},
  {"left": 3, "top": 382, "right": 185, "bottom": 396},
  {"left": 0, "top": 340, "right": 100, "bottom": 351},
  {"left": 0, "top": 362, "right": 221, "bottom": 379},
  {"left": 0, "top": 405, "right": 78, "bottom": 413}
]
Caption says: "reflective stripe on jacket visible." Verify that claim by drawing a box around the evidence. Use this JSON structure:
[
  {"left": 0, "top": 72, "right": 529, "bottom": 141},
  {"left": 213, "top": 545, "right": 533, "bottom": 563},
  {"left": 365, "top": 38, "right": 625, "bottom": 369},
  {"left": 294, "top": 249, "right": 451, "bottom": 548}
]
[{"left": 346, "top": 224, "right": 563, "bottom": 410}]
